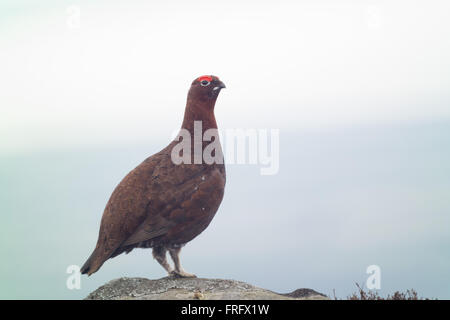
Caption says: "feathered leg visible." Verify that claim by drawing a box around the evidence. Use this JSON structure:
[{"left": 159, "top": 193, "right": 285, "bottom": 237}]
[
  {"left": 152, "top": 246, "right": 173, "bottom": 275},
  {"left": 168, "top": 247, "right": 196, "bottom": 278}
]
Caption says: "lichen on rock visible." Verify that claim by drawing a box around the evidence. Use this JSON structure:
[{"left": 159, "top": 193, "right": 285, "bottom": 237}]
[{"left": 85, "top": 277, "right": 328, "bottom": 300}]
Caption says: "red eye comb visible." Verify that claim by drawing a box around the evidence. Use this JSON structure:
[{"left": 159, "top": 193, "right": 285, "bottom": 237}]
[{"left": 197, "top": 75, "right": 213, "bottom": 82}]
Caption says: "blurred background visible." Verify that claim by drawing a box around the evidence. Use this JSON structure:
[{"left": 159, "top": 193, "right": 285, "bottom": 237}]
[{"left": 1, "top": 0, "right": 449, "bottom": 299}]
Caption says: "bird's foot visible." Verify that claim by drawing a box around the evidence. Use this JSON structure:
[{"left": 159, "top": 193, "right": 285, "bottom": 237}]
[{"left": 169, "top": 270, "right": 197, "bottom": 278}]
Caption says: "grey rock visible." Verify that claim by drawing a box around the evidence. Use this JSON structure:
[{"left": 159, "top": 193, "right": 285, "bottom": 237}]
[{"left": 85, "top": 277, "right": 328, "bottom": 300}]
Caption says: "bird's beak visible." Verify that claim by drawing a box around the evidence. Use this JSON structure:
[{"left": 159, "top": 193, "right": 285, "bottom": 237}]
[{"left": 213, "top": 81, "right": 226, "bottom": 91}]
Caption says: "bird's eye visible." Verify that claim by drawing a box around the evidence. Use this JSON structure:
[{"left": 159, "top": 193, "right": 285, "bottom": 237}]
[{"left": 200, "top": 80, "right": 210, "bottom": 86}]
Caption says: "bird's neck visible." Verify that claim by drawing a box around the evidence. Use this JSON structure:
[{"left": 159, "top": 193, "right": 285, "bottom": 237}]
[
  {"left": 181, "top": 100, "right": 218, "bottom": 134},
  {"left": 175, "top": 98, "right": 224, "bottom": 166}
]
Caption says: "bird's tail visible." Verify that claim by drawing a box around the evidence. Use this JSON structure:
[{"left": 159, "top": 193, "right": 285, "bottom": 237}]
[{"left": 80, "top": 249, "right": 104, "bottom": 276}]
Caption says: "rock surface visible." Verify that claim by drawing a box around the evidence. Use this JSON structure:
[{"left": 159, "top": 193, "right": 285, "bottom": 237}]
[{"left": 85, "top": 277, "right": 328, "bottom": 300}]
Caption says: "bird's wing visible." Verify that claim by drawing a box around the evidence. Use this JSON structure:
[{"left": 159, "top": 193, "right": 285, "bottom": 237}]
[
  {"left": 121, "top": 215, "right": 171, "bottom": 246},
  {"left": 82, "top": 155, "right": 166, "bottom": 274},
  {"left": 82, "top": 145, "right": 213, "bottom": 275},
  {"left": 117, "top": 159, "right": 212, "bottom": 248}
]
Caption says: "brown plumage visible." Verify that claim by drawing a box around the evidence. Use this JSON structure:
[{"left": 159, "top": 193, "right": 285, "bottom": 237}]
[{"left": 81, "top": 75, "right": 226, "bottom": 277}]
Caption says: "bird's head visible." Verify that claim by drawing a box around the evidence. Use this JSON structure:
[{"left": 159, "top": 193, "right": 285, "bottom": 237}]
[{"left": 188, "top": 75, "right": 226, "bottom": 102}]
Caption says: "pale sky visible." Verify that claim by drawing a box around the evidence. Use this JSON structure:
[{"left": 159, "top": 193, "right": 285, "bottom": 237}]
[
  {"left": 1, "top": 0, "right": 450, "bottom": 300},
  {"left": 1, "top": 0, "right": 449, "bottom": 153}
]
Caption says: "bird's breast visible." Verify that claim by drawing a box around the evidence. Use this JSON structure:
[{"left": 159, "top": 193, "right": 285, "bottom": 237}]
[{"left": 157, "top": 164, "right": 225, "bottom": 245}]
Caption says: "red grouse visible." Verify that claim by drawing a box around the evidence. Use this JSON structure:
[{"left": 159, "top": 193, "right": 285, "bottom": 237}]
[{"left": 81, "top": 75, "right": 226, "bottom": 277}]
